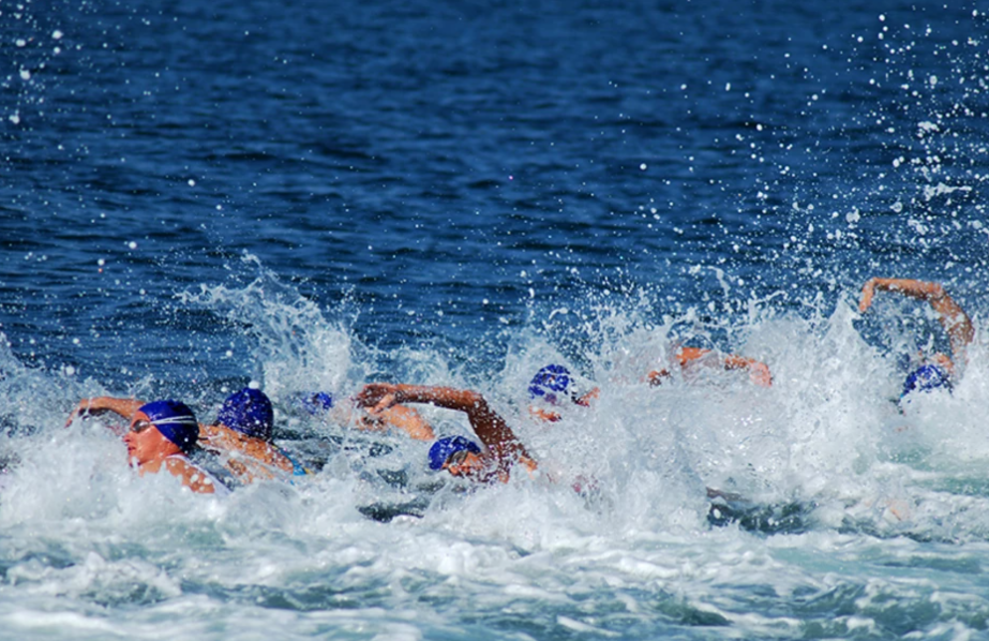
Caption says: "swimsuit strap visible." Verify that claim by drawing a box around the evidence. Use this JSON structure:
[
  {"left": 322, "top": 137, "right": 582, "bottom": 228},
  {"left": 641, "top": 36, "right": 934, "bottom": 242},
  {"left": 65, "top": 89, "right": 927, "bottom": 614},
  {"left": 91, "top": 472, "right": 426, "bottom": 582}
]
[
  {"left": 187, "top": 449, "right": 241, "bottom": 491},
  {"left": 276, "top": 445, "right": 310, "bottom": 476}
]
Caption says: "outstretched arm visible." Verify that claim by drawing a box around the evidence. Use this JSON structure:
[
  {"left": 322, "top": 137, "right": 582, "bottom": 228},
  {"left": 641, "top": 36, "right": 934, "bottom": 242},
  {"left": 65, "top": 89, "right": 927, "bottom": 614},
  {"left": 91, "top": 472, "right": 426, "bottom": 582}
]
[
  {"left": 859, "top": 278, "right": 974, "bottom": 362},
  {"left": 721, "top": 354, "right": 773, "bottom": 387},
  {"left": 66, "top": 396, "right": 145, "bottom": 427},
  {"left": 647, "top": 347, "right": 772, "bottom": 387},
  {"left": 355, "top": 404, "right": 436, "bottom": 441},
  {"left": 356, "top": 384, "right": 533, "bottom": 469}
]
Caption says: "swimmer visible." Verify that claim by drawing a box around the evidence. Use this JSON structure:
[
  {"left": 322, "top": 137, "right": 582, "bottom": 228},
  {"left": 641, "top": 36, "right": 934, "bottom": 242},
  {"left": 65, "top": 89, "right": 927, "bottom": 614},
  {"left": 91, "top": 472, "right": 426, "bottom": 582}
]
[
  {"left": 355, "top": 383, "right": 537, "bottom": 483},
  {"left": 527, "top": 364, "right": 600, "bottom": 423},
  {"left": 199, "top": 387, "right": 309, "bottom": 483},
  {"left": 858, "top": 278, "right": 974, "bottom": 397},
  {"left": 527, "top": 351, "right": 769, "bottom": 425},
  {"left": 646, "top": 347, "right": 773, "bottom": 388},
  {"left": 296, "top": 390, "right": 435, "bottom": 441},
  {"left": 67, "top": 398, "right": 222, "bottom": 494},
  {"left": 68, "top": 388, "right": 302, "bottom": 486}
]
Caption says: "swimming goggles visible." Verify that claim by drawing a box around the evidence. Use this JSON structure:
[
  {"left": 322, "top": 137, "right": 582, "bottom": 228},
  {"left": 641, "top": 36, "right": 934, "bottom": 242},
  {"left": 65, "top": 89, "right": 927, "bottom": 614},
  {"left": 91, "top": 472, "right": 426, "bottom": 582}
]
[
  {"left": 129, "top": 418, "right": 155, "bottom": 433},
  {"left": 444, "top": 448, "right": 474, "bottom": 468}
]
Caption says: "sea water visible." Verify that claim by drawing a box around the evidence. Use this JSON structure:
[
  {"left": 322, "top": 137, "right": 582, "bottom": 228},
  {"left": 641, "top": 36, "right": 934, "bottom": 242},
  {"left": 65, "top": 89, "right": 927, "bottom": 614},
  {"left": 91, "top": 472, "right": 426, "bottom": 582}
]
[{"left": 2, "top": 0, "right": 989, "bottom": 638}]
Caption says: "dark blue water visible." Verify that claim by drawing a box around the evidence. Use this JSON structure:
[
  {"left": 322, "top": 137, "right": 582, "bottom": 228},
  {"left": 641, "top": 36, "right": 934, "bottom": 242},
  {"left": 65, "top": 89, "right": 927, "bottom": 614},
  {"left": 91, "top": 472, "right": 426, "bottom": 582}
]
[
  {"left": 3, "top": 1, "right": 989, "bottom": 638},
  {"left": 4, "top": 0, "right": 985, "bottom": 384}
]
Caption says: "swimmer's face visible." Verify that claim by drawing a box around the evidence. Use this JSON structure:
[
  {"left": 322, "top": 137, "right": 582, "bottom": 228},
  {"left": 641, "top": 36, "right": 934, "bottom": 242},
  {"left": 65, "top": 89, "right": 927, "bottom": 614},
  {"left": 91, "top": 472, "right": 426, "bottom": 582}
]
[
  {"left": 444, "top": 449, "right": 485, "bottom": 478},
  {"left": 123, "top": 411, "right": 178, "bottom": 466}
]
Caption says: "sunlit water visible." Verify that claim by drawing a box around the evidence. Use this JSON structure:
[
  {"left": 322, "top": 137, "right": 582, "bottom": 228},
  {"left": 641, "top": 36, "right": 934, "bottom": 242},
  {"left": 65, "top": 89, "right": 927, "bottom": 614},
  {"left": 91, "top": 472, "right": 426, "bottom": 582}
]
[{"left": 3, "top": 0, "right": 989, "bottom": 638}]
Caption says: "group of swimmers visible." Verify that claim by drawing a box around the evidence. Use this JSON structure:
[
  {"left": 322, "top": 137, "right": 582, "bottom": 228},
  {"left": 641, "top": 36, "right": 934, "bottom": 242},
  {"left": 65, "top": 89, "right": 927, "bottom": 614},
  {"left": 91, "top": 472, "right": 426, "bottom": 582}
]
[
  {"left": 66, "top": 389, "right": 304, "bottom": 494},
  {"left": 63, "top": 277, "right": 974, "bottom": 499}
]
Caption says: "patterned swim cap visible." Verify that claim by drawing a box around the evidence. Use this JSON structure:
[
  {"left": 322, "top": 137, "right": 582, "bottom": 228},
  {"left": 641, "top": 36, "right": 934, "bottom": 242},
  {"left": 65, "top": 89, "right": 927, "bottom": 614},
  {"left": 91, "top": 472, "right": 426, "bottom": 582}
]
[
  {"left": 528, "top": 364, "right": 572, "bottom": 402},
  {"left": 902, "top": 364, "right": 951, "bottom": 398},
  {"left": 428, "top": 435, "right": 482, "bottom": 471},
  {"left": 298, "top": 391, "right": 334, "bottom": 415},
  {"left": 139, "top": 400, "right": 199, "bottom": 453},
  {"left": 217, "top": 388, "right": 274, "bottom": 441}
]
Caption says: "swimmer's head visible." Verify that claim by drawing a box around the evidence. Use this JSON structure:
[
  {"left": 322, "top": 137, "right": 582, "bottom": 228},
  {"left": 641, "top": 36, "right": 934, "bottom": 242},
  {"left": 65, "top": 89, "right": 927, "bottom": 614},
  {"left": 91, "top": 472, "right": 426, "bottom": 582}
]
[
  {"left": 428, "top": 435, "right": 482, "bottom": 471},
  {"left": 901, "top": 363, "right": 952, "bottom": 399},
  {"left": 528, "top": 364, "right": 572, "bottom": 404},
  {"left": 298, "top": 391, "right": 334, "bottom": 415},
  {"left": 217, "top": 388, "right": 274, "bottom": 441},
  {"left": 137, "top": 400, "right": 199, "bottom": 453}
]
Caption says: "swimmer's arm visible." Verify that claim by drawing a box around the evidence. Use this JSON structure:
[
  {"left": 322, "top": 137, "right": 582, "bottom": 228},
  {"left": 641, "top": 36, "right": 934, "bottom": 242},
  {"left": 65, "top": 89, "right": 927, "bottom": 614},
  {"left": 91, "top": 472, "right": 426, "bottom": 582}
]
[
  {"left": 676, "top": 347, "right": 712, "bottom": 367},
  {"left": 723, "top": 354, "right": 773, "bottom": 387},
  {"left": 645, "top": 348, "right": 712, "bottom": 386},
  {"left": 646, "top": 368, "right": 672, "bottom": 386},
  {"left": 643, "top": 347, "right": 713, "bottom": 386},
  {"left": 574, "top": 387, "right": 600, "bottom": 406},
  {"left": 860, "top": 278, "right": 944, "bottom": 311},
  {"left": 377, "top": 404, "right": 435, "bottom": 441},
  {"left": 529, "top": 406, "right": 562, "bottom": 422},
  {"left": 649, "top": 348, "right": 772, "bottom": 387},
  {"left": 859, "top": 278, "right": 974, "bottom": 360},
  {"left": 357, "top": 383, "right": 534, "bottom": 466},
  {"left": 350, "top": 401, "right": 435, "bottom": 441},
  {"left": 66, "top": 396, "right": 144, "bottom": 426},
  {"left": 689, "top": 346, "right": 774, "bottom": 387}
]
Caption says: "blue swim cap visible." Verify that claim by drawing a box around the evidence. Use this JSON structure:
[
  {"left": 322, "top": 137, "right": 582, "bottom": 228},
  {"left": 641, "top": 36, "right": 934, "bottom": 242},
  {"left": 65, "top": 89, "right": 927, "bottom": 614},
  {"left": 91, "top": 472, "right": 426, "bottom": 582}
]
[
  {"left": 298, "top": 391, "right": 334, "bottom": 415},
  {"left": 216, "top": 388, "right": 274, "bottom": 440},
  {"left": 528, "top": 364, "right": 571, "bottom": 401},
  {"left": 139, "top": 400, "right": 199, "bottom": 453},
  {"left": 428, "top": 436, "right": 482, "bottom": 471},
  {"left": 902, "top": 364, "right": 952, "bottom": 397}
]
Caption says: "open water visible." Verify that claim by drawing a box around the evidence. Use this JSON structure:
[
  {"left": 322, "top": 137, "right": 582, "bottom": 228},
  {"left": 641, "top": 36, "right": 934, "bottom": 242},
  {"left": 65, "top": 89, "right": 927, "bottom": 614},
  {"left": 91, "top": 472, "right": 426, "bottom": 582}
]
[{"left": 3, "top": 0, "right": 989, "bottom": 638}]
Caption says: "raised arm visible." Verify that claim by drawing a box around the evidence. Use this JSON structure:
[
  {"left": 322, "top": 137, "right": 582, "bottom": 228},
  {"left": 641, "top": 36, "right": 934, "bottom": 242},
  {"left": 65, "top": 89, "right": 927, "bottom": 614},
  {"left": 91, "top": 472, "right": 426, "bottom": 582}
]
[
  {"left": 859, "top": 278, "right": 974, "bottom": 362},
  {"left": 66, "top": 396, "right": 146, "bottom": 427},
  {"left": 356, "top": 383, "right": 533, "bottom": 468}
]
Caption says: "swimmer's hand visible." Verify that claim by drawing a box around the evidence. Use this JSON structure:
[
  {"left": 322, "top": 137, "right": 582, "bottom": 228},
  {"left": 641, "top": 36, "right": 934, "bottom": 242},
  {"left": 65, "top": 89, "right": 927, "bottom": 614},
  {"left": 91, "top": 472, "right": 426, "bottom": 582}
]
[
  {"left": 529, "top": 406, "right": 562, "bottom": 422},
  {"left": 859, "top": 277, "right": 879, "bottom": 313},
  {"left": 748, "top": 361, "right": 773, "bottom": 387},
  {"left": 574, "top": 387, "right": 600, "bottom": 406},
  {"left": 646, "top": 369, "right": 672, "bottom": 386},
  {"left": 353, "top": 383, "right": 401, "bottom": 416},
  {"left": 64, "top": 396, "right": 142, "bottom": 430},
  {"left": 65, "top": 399, "right": 95, "bottom": 427}
]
